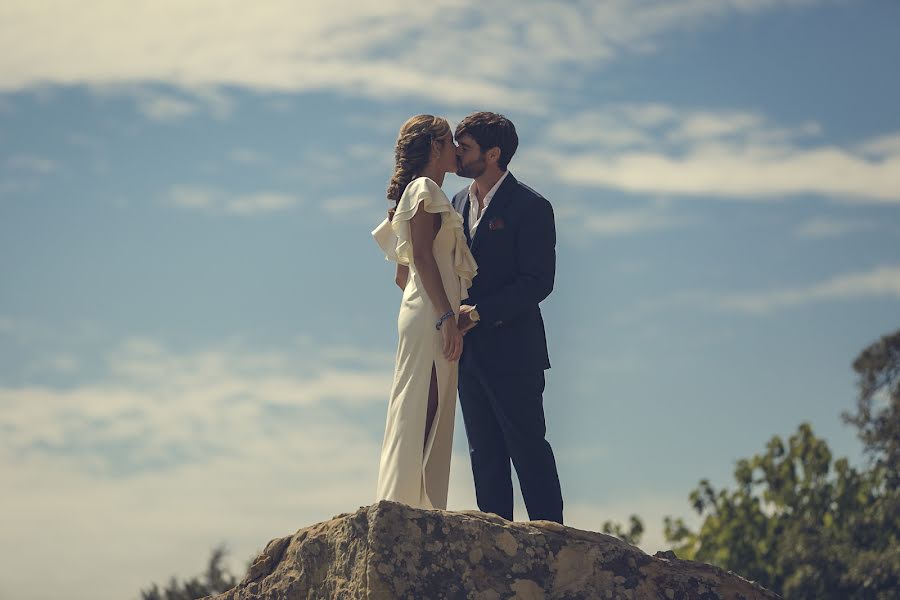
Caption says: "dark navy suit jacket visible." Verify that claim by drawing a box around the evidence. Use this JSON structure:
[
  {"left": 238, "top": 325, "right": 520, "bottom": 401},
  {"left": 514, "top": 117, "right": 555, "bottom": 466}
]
[{"left": 453, "top": 172, "right": 555, "bottom": 374}]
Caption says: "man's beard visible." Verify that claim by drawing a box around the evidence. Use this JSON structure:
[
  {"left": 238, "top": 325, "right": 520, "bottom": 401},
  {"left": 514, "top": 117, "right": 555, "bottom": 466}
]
[{"left": 456, "top": 155, "right": 486, "bottom": 179}]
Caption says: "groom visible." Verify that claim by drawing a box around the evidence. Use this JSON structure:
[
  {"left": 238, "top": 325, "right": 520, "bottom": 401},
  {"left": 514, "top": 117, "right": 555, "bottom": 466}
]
[{"left": 452, "top": 112, "right": 564, "bottom": 524}]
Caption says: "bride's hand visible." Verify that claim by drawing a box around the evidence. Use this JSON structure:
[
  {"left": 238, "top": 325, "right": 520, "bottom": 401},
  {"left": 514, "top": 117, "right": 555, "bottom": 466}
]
[{"left": 441, "top": 316, "right": 463, "bottom": 362}]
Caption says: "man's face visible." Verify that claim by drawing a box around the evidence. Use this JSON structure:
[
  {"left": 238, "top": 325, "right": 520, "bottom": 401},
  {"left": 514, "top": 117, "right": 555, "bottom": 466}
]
[{"left": 455, "top": 133, "right": 487, "bottom": 179}]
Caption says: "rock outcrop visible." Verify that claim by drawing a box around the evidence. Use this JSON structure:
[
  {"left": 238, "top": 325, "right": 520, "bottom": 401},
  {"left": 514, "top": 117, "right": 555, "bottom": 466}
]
[{"left": 204, "top": 500, "right": 780, "bottom": 599}]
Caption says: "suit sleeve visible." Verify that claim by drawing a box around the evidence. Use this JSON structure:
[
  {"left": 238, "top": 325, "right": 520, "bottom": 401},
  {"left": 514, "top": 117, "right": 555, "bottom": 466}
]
[{"left": 474, "top": 197, "right": 556, "bottom": 326}]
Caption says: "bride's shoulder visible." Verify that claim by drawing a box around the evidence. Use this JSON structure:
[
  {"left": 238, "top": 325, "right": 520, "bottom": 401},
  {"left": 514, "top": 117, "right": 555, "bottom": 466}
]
[
  {"left": 408, "top": 176, "right": 441, "bottom": 191},
  {"left": 405, "top": 176, "right": 449, "bottom": 201}
]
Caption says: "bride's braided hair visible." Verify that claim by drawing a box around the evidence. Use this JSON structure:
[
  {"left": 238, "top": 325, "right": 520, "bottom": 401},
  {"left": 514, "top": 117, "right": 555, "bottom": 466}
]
[{"left": 386, "top": 115, "right": 451, "bottom": 204}]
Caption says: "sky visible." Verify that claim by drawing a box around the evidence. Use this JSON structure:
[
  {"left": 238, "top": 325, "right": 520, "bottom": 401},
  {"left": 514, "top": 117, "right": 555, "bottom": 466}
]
[{"left": 1, "top": 1, "right": 899, "bottom": 598}]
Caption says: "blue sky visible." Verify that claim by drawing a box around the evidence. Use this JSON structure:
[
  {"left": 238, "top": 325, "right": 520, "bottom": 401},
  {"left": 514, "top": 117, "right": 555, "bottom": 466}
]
[{"left": 1, "top": 1, "right": 899, "bottom": 598}]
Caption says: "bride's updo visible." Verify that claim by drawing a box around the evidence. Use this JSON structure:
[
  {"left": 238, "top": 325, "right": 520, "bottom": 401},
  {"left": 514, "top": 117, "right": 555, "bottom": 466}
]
[{"left": 386, "top": 115, "right": 451, "bottom": 203}]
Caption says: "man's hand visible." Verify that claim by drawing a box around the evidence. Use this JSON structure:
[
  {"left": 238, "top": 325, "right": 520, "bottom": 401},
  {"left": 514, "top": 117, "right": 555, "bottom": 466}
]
[{"left": 458, "top": 305, "right": 478, "bottom": 335}]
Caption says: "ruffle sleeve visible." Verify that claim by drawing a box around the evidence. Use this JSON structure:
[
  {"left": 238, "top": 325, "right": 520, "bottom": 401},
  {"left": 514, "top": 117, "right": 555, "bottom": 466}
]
[
  {"left": 372, "top": 217, "right": 400, "bottom": 263},
  {"left": 371, "top": 177, "right": 477, "bottom": 299}
]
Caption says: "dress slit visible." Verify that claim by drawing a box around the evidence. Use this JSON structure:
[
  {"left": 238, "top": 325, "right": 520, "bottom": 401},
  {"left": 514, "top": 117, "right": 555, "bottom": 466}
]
[{"left": 421, "top": 358, "right": 445, "bottom": 507}]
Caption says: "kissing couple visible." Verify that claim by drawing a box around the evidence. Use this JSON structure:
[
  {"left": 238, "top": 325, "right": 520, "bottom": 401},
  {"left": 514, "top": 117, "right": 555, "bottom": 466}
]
[{"left": 372, "top": 111, "right": 563, "bottom": 524}]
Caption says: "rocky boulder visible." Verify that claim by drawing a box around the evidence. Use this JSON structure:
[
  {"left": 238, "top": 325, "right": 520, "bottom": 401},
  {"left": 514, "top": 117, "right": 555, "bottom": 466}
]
[{"left": 204, "top": 500, "right": 780, "bottom": 599}]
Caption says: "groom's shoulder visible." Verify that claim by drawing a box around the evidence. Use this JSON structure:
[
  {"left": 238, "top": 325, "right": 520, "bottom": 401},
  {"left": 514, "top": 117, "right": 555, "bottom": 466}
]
[
  {"left": 511, "top": 176, "right": 552, "bottom": 214},
  {"left": 514, "top": 178, "right": 546, "bottom": 202}
]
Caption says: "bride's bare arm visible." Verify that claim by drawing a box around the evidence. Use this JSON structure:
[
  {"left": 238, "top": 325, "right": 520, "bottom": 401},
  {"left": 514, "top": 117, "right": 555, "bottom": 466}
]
[
  {"left": 409, "top": 205, "right": 452, "bottom": 316},
  {"left": 395, "top": 265, "right": 408, "bottom": 290},
  {"left": 409, "top": 202, "right": 462, "bottom": 361}
]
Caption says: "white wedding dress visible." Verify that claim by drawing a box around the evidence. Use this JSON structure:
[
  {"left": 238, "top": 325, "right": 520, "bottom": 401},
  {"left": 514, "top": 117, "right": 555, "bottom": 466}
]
[{"left": 371, "top": 177, "right": 477, "bottom": 509}]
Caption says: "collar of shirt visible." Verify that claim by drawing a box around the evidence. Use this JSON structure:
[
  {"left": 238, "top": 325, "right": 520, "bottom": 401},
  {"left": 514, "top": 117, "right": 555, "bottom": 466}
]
[{"left": 468, "top": 170, "right": 511, "bottom": 236}]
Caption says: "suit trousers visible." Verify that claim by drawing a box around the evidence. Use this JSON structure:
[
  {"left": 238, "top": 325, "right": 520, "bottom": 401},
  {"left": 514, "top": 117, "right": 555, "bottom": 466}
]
[{"left": 457, "top": 362, "right": 564, "bottom": 524}]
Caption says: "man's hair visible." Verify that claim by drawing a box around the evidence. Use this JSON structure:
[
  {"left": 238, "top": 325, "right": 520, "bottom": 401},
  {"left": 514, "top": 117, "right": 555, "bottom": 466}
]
[{"left": 455, "top": 112, "right": 518, "bottom": 171}]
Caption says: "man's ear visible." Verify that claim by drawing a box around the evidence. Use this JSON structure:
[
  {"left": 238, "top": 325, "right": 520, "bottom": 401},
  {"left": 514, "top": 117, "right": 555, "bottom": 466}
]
[{"left": 486, "top": 147, "right": 501, "bottom": 166}]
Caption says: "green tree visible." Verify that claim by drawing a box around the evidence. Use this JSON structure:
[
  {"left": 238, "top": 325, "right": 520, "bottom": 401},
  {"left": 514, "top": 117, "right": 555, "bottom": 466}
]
[
  {"left": 838, "top": 328, "right": 900, "bottom": 595},
  {"left": 603, "top": 329, "right": 899, "bottom": 599},
  {"left": 140, "top": 543, "right": 247, "bottom": 600},
  {"left": 662, "top": 329, "right": 900, "bottom": 599},
  {"left": 843, "top": 327, "right": 900, "bottom": 486},
  {"left": 602, "top": 514, "right": 644, "bottom": 546}
]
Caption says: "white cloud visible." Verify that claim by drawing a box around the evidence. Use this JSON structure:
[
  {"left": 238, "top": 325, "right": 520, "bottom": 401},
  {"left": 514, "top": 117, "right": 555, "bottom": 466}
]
[
  {"left": 545, "top": 104, "right": 816, "bottom": 150},
  {"left": 166, "top": 185, "right": 301, "bottom": 215},
  {"left": 4, "top": 154, "right": 56, "bottom": 173},
  {"left": 857, "top": 132, "right": 900, "bottom": 158},
  {"left": 0, "top": 314, "right": 53, "bottom": 342},
  {"left": 24, "top": 353, "right": 80, "bottom": 375},
  {"left": 548, "top": 190, "right": 696, "bottom": 240},
  {"left": 618, "top": 263, "right": 900, "bottom": 320},
  {"left": 228, "top": 148, "right": 268, "bottom": 165},
  {"left": 541, "top": 104, "right": 900, "bottom": 204},
  {"left": 582, "top": 206, "right": 695, "bottom": 237},
  {"left": 0, "top": 178, "right": 41, "bottom": 196},
  {"left": 714, "top": 264, "right": 900, "bottom": 315},
  {"left": 0, "top": 1, "right": 822, "bottom": 114},
  {"left": 546, "top": 112, "right": 657, "bottom": 149},
  {"left": 66, "top": 131, "right": 102, "bottom": 149},
  {"left": 794, "top": 216, "right": 880, "bottom": 239},
  {"left": 552, "top": 145, "right": 900, "bottom": 203},
  {"left": 1, "top": 337, "right": 394, "bottom": 462},
  {"left": 226, "top": 192, "right": 299, "bottom": 215},
  {"left": 0, "top": 336, "right": 397, "bottom": 599},
  {"left": 0, "top": 434, "right": 382, "bottom": 600},
  {"left": 134, "top": 90, "right": 198, "bottom": 121},
  {"left": 168, "top": 185, "right": 216, "bottom": 210},
  {"left": 0, "top": 316, "right": 15, "bottom": 333},
  {"left": 322, "top": 195, "right": 377, "bottom": 217}
]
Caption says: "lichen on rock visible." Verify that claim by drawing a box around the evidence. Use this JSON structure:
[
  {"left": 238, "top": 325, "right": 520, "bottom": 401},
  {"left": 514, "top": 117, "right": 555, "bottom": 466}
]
[{"left": 202, "top": 500, "right": 781, "bottom": 600}]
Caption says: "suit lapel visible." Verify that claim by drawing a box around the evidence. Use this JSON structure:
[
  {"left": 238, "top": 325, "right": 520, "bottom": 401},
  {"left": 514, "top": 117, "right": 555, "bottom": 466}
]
[
  {"left": 462, "top": 196, "right": 473, "bottom": 247},
  {"left": 470, "top": 172, "right": 516, "bottom": 254}
]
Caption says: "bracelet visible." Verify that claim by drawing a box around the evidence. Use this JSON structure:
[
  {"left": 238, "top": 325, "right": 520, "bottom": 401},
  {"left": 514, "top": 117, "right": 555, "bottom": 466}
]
[{"left": 435, "top": 310, "right": 455, "bottom": 330}]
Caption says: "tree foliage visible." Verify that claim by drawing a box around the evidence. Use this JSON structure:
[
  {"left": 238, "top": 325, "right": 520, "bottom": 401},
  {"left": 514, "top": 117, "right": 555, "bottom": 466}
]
[
  {"left": 602, "top": 514, "right": 644, "bottom": 546},
  {"left": 665, "top": 329, "right": 900, "bottom": 598},
  {"left": 606, "top": 329, "right": 900, "bottom": 599},
  {"left": 843, "top": 328, "right": 900, "bottom": 488},
  {"left": 140, "top": 544, "right": 244, "bottom": 600}
]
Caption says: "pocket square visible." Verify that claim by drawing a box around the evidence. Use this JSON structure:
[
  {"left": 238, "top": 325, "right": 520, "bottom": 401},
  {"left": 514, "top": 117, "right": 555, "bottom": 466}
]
[{"left": 488, "top": 217, "right": 505, "bottom": 231}]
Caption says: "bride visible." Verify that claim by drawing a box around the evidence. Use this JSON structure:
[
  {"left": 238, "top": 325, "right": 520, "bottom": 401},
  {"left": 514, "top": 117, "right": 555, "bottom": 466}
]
[{"left": 372, "top": 115, "right": 477, "bottom": 510}]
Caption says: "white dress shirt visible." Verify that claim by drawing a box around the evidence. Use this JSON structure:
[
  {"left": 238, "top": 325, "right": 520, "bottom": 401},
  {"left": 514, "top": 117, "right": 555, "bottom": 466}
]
[{"left": 467, "top": 170, "right": 510, "bottom": 238}]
